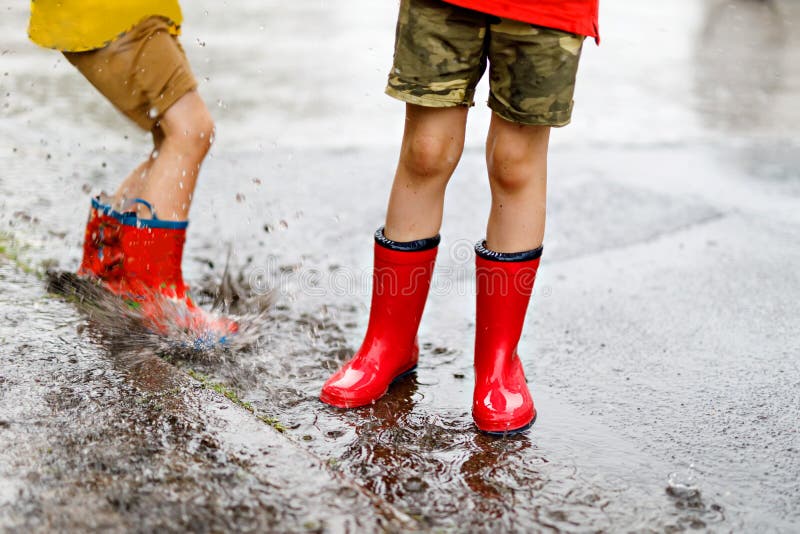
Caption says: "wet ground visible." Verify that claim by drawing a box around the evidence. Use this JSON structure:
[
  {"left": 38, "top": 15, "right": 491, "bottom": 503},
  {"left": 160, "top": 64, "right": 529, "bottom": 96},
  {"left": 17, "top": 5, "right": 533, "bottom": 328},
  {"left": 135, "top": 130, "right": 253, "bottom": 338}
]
[
  {"left": 0, "top": 267, "right": 412, "bottom": 532},
  {"left": 2, "top": 0, "right": 799, "bottom": 532}
]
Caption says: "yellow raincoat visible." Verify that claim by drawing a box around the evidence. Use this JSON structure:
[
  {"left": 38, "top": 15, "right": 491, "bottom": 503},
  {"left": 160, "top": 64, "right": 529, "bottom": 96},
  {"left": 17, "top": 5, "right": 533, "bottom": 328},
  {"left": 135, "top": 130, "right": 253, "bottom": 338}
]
[{"left": 28, "top": 0, "right": 182, "bottom": 52}]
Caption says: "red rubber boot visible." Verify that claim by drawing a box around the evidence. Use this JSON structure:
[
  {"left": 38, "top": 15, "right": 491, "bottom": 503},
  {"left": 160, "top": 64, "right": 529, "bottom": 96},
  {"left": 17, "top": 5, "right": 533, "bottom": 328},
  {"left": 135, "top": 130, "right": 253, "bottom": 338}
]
[
  {"left": 116, "top": 202, "right": 237, "bottom": 345},
  {"left": 320, "top": 228, "right": 439, "bottom": 408},
  {"left": 77, "top": 197, "right": 123, "bottom": 286},
  {"left": 473, "top": 241, "right": 542, "bottom": 435}
]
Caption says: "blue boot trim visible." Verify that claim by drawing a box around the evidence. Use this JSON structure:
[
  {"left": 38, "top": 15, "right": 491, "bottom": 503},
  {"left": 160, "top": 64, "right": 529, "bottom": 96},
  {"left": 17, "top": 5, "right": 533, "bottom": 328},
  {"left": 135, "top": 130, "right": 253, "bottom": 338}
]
[
  {"left": 130, "top": 197, "right": 155, "bottom": 217},
  {"left": 90, "top": 196, "right": 113, "bottom": 214},
  {"left": 116, "top": 198, "right": 189, "bottom": 230},
  {"left": 90, "top": 196, "right": 131, "bottom": 229},
  {"left": 125, "top": 216, "right": 189, "bottom": 230}
]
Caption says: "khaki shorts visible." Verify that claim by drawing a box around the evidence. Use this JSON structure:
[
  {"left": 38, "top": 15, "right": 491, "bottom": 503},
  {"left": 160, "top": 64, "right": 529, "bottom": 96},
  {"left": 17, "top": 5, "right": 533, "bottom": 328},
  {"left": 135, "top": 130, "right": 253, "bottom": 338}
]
[
  {"left": 386, "top": 0, "right": 585, "bottom": 126},
  {"left": 64, "top": 16, "right": 197, "bottom": 131}
]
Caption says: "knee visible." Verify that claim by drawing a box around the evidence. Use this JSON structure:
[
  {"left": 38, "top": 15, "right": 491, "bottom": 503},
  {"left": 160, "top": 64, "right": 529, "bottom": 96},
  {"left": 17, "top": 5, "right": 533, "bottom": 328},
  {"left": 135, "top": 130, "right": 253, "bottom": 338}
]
[
  {"left": 163, "top": 106, "right": 215, "bottom": 157},
  {"left": 400, "top": 133, "right": 463, "bottom": 182},
  {"left": 486, "top": 135, "right": 541, "bottom": 193},
  {"left": 187, "top": 109, "right": 215, "bottom": 156}
]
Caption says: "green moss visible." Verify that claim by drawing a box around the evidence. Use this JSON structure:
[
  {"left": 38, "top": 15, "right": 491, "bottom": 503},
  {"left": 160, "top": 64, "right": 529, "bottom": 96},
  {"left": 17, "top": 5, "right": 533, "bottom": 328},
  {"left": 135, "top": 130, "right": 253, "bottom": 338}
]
[
  {"left": 257, "top": 415, "right": 286, "bottom": 433},
  {"left": 0, "top": 231, "right": 41, "bottom": 277},
  {"left": 187, "top": 369, "right": 285, "bottom": 433}
]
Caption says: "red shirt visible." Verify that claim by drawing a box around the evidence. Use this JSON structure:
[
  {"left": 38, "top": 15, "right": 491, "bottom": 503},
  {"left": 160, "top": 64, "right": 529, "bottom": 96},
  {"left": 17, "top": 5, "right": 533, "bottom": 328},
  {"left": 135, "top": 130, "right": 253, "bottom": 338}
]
[{"left": 443, "top": 0, "right": 599, "bottom": 42}]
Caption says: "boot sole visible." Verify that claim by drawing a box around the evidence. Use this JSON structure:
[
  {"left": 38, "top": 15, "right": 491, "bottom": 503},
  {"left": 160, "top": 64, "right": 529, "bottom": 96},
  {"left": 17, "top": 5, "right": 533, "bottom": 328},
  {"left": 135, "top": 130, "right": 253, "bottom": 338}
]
[
  {"left": 475, "top": 412, "right": 537, "bottom": 437},
  {"left": 320, "top": 364, "right": 417, "bottom": 409}
]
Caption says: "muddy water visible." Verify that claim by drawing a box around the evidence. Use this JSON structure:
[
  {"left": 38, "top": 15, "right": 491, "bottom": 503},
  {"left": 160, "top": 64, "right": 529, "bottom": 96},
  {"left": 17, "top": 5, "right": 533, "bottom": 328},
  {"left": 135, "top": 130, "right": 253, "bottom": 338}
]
[
  {"left": 3, "top": 0, "right": 800, "bottom": 531},
  {"left": 1, "top": 264, "right": 418, "bottom": 532}
]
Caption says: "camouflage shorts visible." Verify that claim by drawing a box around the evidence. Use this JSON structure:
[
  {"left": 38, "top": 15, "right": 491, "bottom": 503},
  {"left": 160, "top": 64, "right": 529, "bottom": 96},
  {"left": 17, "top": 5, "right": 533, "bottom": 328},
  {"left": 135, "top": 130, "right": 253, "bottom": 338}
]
[{"left": 386, "top": 0, "right": 585, "bottom": 126}]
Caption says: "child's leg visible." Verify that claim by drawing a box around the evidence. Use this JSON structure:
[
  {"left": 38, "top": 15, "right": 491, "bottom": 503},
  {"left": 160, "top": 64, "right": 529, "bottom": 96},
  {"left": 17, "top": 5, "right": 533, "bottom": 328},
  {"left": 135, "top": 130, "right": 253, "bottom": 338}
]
[
  {"left": 385, "top": 103, "right": 468, "bottom": 241},
  {"left": 471, "top": 20, "right": 584, "bottom": 433},
  {"left": 64, "top": 17, "right": 234, "bottom": 340},
  {"left": 484, "top": 115, "right": 550, "bottom": 253},
  {"left": 110, "top": 129, "right": 163, "bottom": 211},
  {"left": 320, "top": 0, "right": 486, "bottom": 407},
  {"left": 64, "top": 17, "right": 206, "bottom": 221},
  {"left": 382, "top": 0, "right": 489, "bottom": 241},
  {"left": 134, "top": 91, "right": 214, "bottom": 221},
  {"left": 111, "top": 161, "right": 151, "bottom": 209},
  {"left": 473, "top": 114, "right": 549, "bottom": 434},
  {"left": 480, "top": 18, "right": 583, "bottom": 252},
  {"left": 321, "top": 102, "right": 466, "bottom": 408}
]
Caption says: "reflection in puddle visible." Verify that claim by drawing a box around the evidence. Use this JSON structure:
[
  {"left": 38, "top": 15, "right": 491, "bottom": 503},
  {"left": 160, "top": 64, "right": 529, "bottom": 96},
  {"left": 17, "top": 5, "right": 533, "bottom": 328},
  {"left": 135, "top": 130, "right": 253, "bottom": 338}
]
[{"left": 176, "top": 282, "right": 724, "bottom": 531}]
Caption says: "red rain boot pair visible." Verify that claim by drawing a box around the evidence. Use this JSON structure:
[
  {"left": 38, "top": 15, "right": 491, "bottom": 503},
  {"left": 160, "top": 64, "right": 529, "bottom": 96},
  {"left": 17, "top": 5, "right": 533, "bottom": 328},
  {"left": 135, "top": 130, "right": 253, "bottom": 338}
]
[
  {"left": 77, "top": 197, "right": 236, "bottom": 344},
  {"left": 320, "top": 229, "right": 541, "bottom": 435}
]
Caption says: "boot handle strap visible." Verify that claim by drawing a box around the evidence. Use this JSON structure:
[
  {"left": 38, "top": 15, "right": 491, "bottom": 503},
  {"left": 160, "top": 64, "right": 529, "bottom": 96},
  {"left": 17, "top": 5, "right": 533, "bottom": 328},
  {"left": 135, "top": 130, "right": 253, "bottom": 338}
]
[
  {"left": 119, "top": 198, "right": 188, "bottom": 230},
  {"left": 121, "top": 198, "right": 158, "bottom": 219}
]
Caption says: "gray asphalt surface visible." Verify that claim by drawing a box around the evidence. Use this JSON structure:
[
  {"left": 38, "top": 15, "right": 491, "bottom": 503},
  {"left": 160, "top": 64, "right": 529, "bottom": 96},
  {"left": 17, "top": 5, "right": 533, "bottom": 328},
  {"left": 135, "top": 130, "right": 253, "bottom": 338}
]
[{"left": 1, "top": 0, "right": 799, "bottom": 532}]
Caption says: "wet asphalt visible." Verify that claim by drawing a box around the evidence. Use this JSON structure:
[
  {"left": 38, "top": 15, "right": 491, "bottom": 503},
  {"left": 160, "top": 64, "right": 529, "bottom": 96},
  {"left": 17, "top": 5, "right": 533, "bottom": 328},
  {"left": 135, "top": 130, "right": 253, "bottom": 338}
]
[{"left": 1, "top": 0, "right": 799, "bottom": 532}]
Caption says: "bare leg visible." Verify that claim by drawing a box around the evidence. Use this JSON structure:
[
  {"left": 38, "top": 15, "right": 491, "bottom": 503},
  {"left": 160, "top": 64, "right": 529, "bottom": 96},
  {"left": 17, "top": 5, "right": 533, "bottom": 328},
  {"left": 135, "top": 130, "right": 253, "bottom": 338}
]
[
  {"left": 384, "top": 103, "right": 468, "bottom": 241},
  {"left": 110, "top": 129, "right": 164, "bottom": 211},
  {"left": 485, "top": 114, "right": 550, "bottom": 252},
  {"left": 136, "top": 90, "right": 215, "bottom": 221}
]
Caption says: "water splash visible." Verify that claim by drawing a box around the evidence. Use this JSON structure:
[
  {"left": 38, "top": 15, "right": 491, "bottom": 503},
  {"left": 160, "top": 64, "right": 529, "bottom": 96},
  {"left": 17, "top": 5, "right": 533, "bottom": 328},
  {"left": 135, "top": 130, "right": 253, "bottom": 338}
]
[
  {"left": 666, "top": 464, "right": 726, "bottom": 528},
  {"left": 45, "top": 263, "right": 274, "bottom": 366}
]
